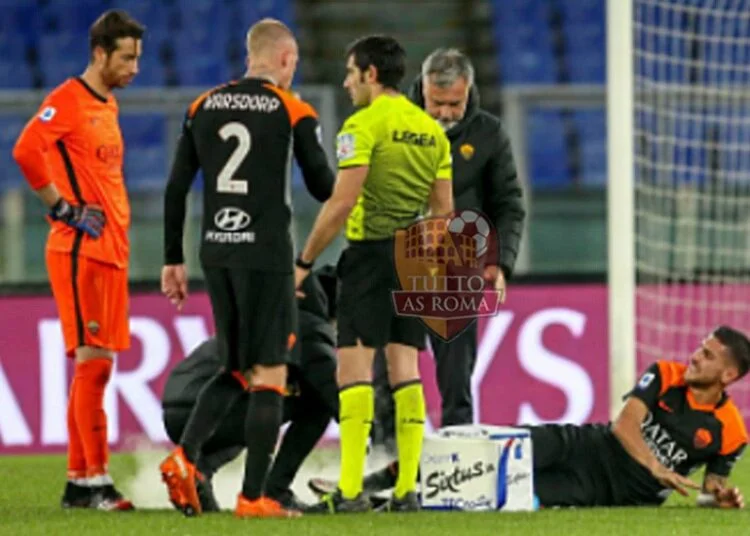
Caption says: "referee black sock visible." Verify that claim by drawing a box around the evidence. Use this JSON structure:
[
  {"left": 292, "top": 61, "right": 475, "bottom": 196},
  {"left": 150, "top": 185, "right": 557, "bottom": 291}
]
[
  {"left": 180, "top": 371, "right": 245, "bottom": 464},
  {"left": 242, "top": 387, "right": 284, "bottom": 501},
  {"left": 266, "top": 401, "right": 331, "bottom": 497}
]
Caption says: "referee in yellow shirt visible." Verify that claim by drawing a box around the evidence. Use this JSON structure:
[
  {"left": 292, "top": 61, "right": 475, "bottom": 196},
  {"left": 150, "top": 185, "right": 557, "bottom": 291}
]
[{"left": 294, "top": 35, "right": 454, "bottom": 513}]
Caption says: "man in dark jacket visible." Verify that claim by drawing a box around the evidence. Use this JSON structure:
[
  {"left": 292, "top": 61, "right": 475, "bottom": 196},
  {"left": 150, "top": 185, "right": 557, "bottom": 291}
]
[
  {"left": 373, "top": 49, "right": 525, "bottom": 444},
  {"left": 161, "top": 267, "right": 339, "bottom": 512}
]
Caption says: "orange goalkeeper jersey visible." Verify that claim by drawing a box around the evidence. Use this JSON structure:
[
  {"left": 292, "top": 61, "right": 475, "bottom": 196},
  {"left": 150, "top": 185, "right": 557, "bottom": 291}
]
[{"left": 13, "top": 77, "right": 130, "bottom": 268}]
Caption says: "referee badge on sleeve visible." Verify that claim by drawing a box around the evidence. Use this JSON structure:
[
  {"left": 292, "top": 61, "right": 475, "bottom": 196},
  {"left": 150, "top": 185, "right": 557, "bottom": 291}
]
[{"left": 337, "top": 133, "right": 355, "bottom": 161}]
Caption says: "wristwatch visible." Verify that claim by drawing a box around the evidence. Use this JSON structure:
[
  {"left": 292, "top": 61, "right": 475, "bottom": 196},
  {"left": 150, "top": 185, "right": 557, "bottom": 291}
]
[{"left": 295, "top": 255, "right": 314, "bottom": 270}]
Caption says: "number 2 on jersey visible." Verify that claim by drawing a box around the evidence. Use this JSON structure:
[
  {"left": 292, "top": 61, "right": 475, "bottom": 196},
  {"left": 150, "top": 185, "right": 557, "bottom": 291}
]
[{"left": 217, "top": 122, "right": 251, "bottom": 195}]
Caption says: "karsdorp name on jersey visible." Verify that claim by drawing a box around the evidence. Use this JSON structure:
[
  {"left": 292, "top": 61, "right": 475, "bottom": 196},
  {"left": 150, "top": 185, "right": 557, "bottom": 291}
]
[{"left": 203, "top": 93, "right": 282, "bottom": 113}]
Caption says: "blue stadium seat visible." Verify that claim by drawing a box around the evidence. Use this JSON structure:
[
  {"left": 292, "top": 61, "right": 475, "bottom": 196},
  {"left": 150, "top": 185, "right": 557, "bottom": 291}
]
[
  {"left": 120, "top": 115, "right": 165, "bottom": 147},
  {"left": 496, "top": 0, "right": 547, "bottom": 23},
  {"left": 568, "top": 57, "right": 605, "bottom": 84},
  {"left": 499, "top": 48, "right": 556, "bottom": 84},
  {"left": 171, "top": 24, "right": 230, "bottom": 86},
  {"left": 178, "top": 0, "right": 224, "bottom": 29},
  {"left": 174, "top": 29, "right": 225, "bottom": 65},
  {"left": 120, "top": 114, "right": 168, "bottom": 191},
  {"left": 131, "top": 54, "right": 167, "bottom": 87},
  {"left": 177, "top": 57, "right": 231, "bottom": 87},
  {"left": 39, "top": 3, "right": 101, "bottom": 34},
  {"left": 667, "top": 112, "right": 709, "bottom": 186},
  {"left": 0, "top": 61, "right": 34, "bottom": 89},
  {"left": 565, "top": 23, "right": 605, "bottom": 83},
  {"left": 574, "top": 110, "right": 606, "bottom": 188},
  {"left": 633, "top": 2, "right": 691, "bottom": 84},
  {"left": 124, "top": 146, "right": 167, "bottom": 191},
  {"left": 39, "top": 59, "right": 88, "bottom": 88},
  {"left": 528, "top": 110, "right": 568, "bottom": 189},
  {"left": 0, "top": 3, "right": 42, "bottom": 41},
  {"left": 491, "top": 0, "right": 555, "bottom": 84},
  {"left": 0, "top": 32, "right": 31, "bottom": 62},
  {"left": 561, "top": 0, "right": 603, "bottom": 25},
  {"left": 223, "top": 1, "right": 295, "bottom": 40},
  {"left": 717, "top": 111, "right": 750, "bottom": 186},
  {"left": 0, "top": 0, "right": 295, "bottom": 88},
  {"left": 255, "top": 0, "right": 295, "bottom": 27},
  {"left": 38, "top": 33, "right": 89, "bottom": 66},
  {"left": 114, "top": 0, "right": 168, "bottom": 33}
]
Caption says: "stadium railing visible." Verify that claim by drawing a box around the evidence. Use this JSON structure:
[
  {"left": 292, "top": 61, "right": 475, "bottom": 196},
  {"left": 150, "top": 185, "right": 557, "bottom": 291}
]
[
  {"left": 0, "top": 84, "right": 612, "bottom": 284},
  {"left": 0, "top": 85, "right": 339, "bottom": 284}
]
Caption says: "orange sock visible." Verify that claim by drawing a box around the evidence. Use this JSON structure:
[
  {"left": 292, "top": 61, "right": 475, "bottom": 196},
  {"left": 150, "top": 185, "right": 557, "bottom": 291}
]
[
  {"left": 74, "top": 358, "right": 113, "bottom": 478},
  {"left": 66, "top": 376, "right": 86, "bottom": 481}
]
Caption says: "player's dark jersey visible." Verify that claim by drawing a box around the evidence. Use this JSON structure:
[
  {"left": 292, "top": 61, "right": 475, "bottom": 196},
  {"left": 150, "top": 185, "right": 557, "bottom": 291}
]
[
  {"left": 605, "top": 361, "right": 748, "bottom": 504},
  {"left": 163, "top": 77, "right": 334, "bottom": 272}
]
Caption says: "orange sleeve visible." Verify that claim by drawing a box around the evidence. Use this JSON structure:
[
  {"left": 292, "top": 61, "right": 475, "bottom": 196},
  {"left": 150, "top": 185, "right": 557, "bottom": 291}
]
[
  {"left": 656, "top": 361, "right": 687, "bottom": 395},
  {"left": 12, "top": 86, "right": 80, "bottom": 190},
  {"left": 185, "top": 82, "right": 231, "bottom": 120},
  {"left": 187, "top": 87, "right": 217, "bottom": 119},
  {"left": 715, "top": 402, "right": 748, "bottom": 455},
  {"left": 264, "top": 84, "right": 318, "bottom": 127}
]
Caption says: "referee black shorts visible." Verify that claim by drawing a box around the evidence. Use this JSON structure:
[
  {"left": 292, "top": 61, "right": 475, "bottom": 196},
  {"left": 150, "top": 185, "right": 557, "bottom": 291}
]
[
  {"left": 203, "top": 265, "right": 297, "bottom": 372},
  {"left": 336, "top": 240, "right": 426, "bottom": 350}
]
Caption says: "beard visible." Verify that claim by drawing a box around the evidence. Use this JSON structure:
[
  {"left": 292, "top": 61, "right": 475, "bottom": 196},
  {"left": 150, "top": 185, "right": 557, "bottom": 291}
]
[
  {"left": 685, "top": 376, "right": 715, "bottom": 388},
  {"left": 101, "top": 68, "right": 119, "bottom": 89},
  {"left": 101, "top": 61, "right": 131, "bottom": 89},
  {"left": 437, "top": 119, "right": 458, "bottom": 131}
]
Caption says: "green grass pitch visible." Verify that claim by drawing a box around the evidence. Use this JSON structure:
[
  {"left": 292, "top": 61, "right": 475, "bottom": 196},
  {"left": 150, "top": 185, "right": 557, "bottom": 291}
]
[{"left": 0, "top": 450, "right": 749, "bottom": 536}]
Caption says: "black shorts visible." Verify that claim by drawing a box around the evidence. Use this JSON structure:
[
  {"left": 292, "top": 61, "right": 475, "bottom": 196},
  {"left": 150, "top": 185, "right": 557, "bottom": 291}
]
[
  {"left": 203, "top": 266, "right": 297, "bottom": 371},
  {"left": 336, "top": 240, "right": 426, "bottom": 349},
  {"left": 529, "top": 424, "right": 620, "bottom": 507}
]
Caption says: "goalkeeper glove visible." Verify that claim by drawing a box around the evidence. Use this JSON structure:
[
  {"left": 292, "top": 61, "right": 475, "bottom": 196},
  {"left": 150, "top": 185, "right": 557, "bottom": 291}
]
[{"left": 49, "top": 198, "right": 106, "bottom": 238}]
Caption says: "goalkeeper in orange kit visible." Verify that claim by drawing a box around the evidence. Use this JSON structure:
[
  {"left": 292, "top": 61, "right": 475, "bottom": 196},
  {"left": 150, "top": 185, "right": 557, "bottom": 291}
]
[{"left": 12, "top": 10, "right": 144, "bottom": 510}]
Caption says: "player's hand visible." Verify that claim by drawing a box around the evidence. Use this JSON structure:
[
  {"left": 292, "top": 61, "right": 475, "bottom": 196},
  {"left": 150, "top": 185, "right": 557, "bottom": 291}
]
[
  {"left": 714, "top": 486, "right": 744, "bottom": 509},
  {"left": 49, "top": 198, "right": 106, "bottom": 238},
  {"left": 650, "top": 465, "right": 701, "bottom": 497},
  {"left": 295, "top": 265, "right": 310, "bottom": 298},
  {"left": 161, "top": 264, "right": 188, "bottom": 310},
  {"left": 483, "top": 264, "right": 506, "bottom": 304}
]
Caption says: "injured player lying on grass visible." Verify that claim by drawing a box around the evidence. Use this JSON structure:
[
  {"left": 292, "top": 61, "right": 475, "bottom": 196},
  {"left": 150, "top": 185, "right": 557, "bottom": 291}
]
[{"left": 310, "top": 326, "right": 749, "bottom": 509}]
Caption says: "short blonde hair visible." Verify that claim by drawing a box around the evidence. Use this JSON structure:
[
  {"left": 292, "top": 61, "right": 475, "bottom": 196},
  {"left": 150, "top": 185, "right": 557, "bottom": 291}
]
[{"left": 246, "top": 18, "right": 295, "bottom": 58}]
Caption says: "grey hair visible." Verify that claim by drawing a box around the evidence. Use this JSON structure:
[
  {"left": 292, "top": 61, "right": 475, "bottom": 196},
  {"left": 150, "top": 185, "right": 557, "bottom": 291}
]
[{"left": 421, "top": 48, "right": 475, "bottom": 87}]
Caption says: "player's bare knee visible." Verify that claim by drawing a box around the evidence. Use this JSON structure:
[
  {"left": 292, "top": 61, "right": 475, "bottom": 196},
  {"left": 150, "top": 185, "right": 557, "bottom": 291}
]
[
  {"left": 249, "top": 364, "right": 287, "bottom": 388},
  {"left": 74, "top": 346, "right": 115, "bottom": 363},
  {"left": 385, "top": 343, "right": 419, "bottom": 386},
  {"left": 337, "top": 343, "right": 376, "bottom": 386}
]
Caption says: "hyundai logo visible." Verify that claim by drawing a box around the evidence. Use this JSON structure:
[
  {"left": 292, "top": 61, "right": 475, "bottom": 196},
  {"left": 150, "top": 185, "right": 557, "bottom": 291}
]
[{"left": 214, "top": 207, "right": 251, "bottom": 232}]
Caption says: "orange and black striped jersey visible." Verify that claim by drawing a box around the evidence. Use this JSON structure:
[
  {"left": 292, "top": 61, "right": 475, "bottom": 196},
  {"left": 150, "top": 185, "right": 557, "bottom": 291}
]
[
  {"left": 13, "top": 78, "right": 129, "bottom": 268},
  {"left": 163, "top": 77, "right": 334, "bottom": 272},
  {"left": 626, "top": 361, "right": 747, "bottom": 477}
]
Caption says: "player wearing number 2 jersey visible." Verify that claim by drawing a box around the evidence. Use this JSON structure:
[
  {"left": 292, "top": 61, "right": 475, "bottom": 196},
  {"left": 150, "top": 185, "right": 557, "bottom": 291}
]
[{"left": 159, "top": 18, "right": 334, "bottom": 519}]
